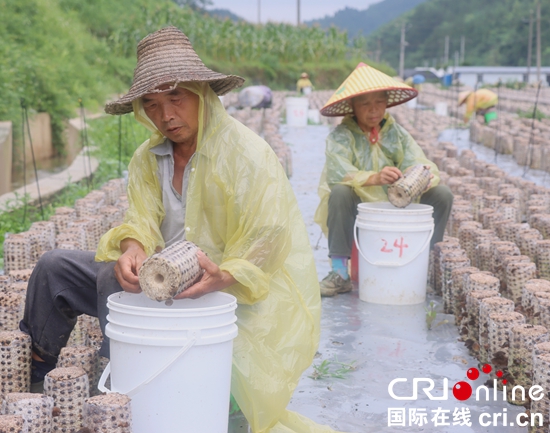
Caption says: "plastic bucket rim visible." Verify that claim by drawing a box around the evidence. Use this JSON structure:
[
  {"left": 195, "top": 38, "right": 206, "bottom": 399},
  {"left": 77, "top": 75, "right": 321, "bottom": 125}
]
[
  {"left": 285, "top": 96, "right": 309, "bottom": 103},
  {"left": 356, "top": 214, "right": 434, "bottom": 222},
  {"left": 357, "top": 210, "right": 434, "bottom": 217},
  {"left": 105, "top": 315, "right": 237, "bottom": 332},
  {"left": 106, "top": 303, "right": 237, "bottom": 318},
  {"left": 357, "top": 202, "right": 434, "bottom": 214},
  {"left": 107, "top": 292, "right": 237, "bottom": 315},
  {"left": 355, "top": 221, "right": 434, "bottom": 232}
]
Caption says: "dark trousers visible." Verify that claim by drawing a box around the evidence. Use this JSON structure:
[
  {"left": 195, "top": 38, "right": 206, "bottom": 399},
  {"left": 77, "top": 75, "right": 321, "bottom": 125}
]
[
  {"left": 20, "top": 250, "right": 122, "bottom": 365},
  {"left": 327, "top": 184, "right": 454, "bottom": 257}
]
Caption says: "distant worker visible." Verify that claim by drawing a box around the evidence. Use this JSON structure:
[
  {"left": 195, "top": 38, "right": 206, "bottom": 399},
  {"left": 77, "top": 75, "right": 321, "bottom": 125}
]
[
  {"left": 238, "top": 84, "right": 272, "bottom": 108},
  {"left": 405, "top": 73, "right": 426, "bottom": 91},
  {"left": 296, "top": 72, "right": 313, "bottom": 95},
  {"left": 458, "top": 89, "right": 498, "bottom": 124},
  {"left": 314, "top": 62, "right": 453, "bottom": 297}
]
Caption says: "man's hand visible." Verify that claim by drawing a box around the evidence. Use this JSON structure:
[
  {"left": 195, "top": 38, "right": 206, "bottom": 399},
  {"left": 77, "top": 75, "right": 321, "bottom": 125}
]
[
  {"left": 174, "top": 250, "right": 237, "bottom": 300},
  {"left": 364, "top": 166, "right": 402, "bottom": 186},
  {"left": 424, "top": 165, "right": 435, "bottom": 191},
  {"left": 114, "top": 240, "right": 147, "bottom": 293}
]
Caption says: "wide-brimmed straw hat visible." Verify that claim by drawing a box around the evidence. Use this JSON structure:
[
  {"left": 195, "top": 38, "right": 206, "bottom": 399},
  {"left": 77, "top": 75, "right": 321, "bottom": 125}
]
[
  {"left": 458, "top": 90, "right": 472, "bottom": 106},
  {"left": 320, "top": 62, "right": 418, "bottom": 117},
  {"left": 105, "top": 26, "right": 245, "bottom": 115}
]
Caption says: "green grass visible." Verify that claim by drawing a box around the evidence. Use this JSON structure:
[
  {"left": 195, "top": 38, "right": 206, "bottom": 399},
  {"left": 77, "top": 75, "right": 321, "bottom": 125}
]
[
  {"left": 424, "top": 300, "right": 449, "bottom": 330},
  {"left": 309, "top": 357, "right": 357, "bottom": 380},
  {"left": 517, "top": 106, "right": 548, "bottom": 121},
  {"left": 1, "top": 0, "right": 132, "bottom": 152},
  {"left": 229, "top": 394, "right": 241, "bottom": 415},
  {"left": 425, "top": 300, "right": 437, "bottom": 330}
]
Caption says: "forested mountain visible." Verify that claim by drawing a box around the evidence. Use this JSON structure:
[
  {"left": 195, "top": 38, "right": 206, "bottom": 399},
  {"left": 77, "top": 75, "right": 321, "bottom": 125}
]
[
  {"left": 366, "top": 0, "right": 550, "bottom": 69},
  {"left": 306, "top": 0, "right": 427, "bottom": 39}
]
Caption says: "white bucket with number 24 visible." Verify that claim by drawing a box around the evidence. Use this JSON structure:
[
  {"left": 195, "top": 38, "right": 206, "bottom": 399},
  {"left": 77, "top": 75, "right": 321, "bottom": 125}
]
[{"left": 354, "top": 202, "right": 434, "bottom": 305}]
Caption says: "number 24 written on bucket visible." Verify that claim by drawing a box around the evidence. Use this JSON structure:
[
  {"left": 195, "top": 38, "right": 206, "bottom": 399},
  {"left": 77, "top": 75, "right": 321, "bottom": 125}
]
[{"left": 380, "top": 237, "right": 409, "bottom": 258}]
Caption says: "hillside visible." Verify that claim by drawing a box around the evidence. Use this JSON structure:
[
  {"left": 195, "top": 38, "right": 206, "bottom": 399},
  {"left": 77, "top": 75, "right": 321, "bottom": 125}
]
[
  {"left": 206, "top": 8, "right": 244, "bottom": 22},
  {"left": 367, "top": 0, "right": 550, "bottom": 70},
  {"left": 306, "top": 0, "right": 428, "bottom": 39},
  {"left": 2, "top": 0, "right": 394, "bottom": 153},
  {"left": 0, "top": 0, "right": 132, "bottom": 150}
]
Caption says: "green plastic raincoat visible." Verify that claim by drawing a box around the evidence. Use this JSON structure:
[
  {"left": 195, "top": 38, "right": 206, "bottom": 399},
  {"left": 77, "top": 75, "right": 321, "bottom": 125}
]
[
  {"left": 314, "top": 113, "right": 440, "bottom": 235},
  {"left": 95, "top": 82, "right": 344, "bottom": 432}
]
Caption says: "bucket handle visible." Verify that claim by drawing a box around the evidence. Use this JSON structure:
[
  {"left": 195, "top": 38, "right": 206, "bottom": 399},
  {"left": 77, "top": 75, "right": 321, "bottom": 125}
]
[
  {"left": 97, "top": 336, "right": 197, "bottom": 397},
  {"left": 354, "top": 219, "right": 434, "bottom": 267}
]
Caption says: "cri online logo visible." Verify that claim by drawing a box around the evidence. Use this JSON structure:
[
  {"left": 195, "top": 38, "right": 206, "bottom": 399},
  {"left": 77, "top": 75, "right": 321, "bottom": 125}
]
[
  {"left": 453, "top": 364, "right": 501, "bottom": 400},
  {"left": 388, "top": 363, "right": 544, "bottom": 402}
]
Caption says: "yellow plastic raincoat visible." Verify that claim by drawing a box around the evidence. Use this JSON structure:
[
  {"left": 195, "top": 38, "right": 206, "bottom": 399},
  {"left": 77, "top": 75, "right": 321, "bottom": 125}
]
[
  {"left": 297, "top": 77, "right": 313, "bottom": 93},
  {"left": 314, "top": 113, "right": 440, "bottom": 235},
  {"left": 463, "top": 89, "right": 498, "bottom": 121},
  {"left": 96, "top": 82, "right": 344, "bottom": 432}
]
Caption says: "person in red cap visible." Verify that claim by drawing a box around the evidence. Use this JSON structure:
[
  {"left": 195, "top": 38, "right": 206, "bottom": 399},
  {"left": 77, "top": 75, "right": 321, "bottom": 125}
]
[{"left": 315, "top": 63, "right": 453, "bottom": 297}]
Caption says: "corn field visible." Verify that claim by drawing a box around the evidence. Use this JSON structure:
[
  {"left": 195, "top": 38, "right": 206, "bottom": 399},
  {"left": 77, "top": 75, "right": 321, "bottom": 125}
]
[{"left": 107, "top": 3, "right": 367, "bottom": 64}]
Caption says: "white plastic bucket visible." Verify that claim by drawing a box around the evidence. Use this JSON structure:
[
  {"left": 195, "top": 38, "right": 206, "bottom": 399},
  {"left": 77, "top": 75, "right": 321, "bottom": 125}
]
[
  {"left": 435, "top": 102, "right": 448, "bottom": 116},
  {"left": 98, "top": 291, "right": 238, "bottom": 433},
  {"left": 307, "top": 109, "right": 320, "bottom": 124},
  {"left": 285, "top": 97, "right": 309, "bottom": 127},
  {"left": 354, "top": 203, "right": 434, "bottom": 305}
]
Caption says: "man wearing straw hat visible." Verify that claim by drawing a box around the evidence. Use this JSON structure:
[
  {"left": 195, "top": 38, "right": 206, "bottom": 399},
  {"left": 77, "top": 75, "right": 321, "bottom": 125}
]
[
  {"left": 315, "top": 62, "right": 453, "bottom": 297},
  {"left": 21, "top": 26, "right": 345, "bottom": 432}
]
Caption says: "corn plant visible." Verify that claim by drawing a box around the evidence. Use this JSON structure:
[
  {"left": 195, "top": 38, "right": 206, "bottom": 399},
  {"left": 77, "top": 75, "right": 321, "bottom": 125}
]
[{"left": 107, "top": 2, "right": 359, "bottom": 65}]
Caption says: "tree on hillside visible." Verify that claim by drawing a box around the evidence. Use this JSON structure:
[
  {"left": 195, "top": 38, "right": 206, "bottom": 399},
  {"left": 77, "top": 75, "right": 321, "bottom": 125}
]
[
  {"left": 173, "top": 0, "right": 212, "bottom": 10},
  {"left": 367, "top": 0, "right": 550, "bottom": 69},
  {"left": 306, "top": 0, "right": 428, "bottom": 39}
]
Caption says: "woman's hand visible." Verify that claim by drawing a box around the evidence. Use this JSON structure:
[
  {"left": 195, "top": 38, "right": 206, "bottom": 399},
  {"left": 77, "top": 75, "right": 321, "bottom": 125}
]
[
  {"left": 364, "top": 166, "right": 403, "bottom": 186},
  {"left": 423, "top": 165, "right": 435, "bottom": 191}
]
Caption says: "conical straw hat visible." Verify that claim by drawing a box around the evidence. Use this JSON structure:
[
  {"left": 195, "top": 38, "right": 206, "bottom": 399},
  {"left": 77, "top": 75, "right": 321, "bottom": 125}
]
[
  {"left": 320, "top": 63, "right": 418, "bottom": 117},
  {"left": 105, "top": 26, "right": 245, "bottom": 115},
  {"left": 458, "top": 90, "right": 472, "bottom": 106}
]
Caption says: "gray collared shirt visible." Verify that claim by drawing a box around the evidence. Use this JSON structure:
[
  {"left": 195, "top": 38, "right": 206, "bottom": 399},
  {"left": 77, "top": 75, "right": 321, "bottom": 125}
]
[{"left": 149, "top": 139, "right": 195, "bottom": 247}]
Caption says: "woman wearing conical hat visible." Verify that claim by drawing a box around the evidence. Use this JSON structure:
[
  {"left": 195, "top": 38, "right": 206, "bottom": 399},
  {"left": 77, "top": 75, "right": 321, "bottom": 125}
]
[{"left": 314, "top": 62, "right": 454, "bottom": 297}]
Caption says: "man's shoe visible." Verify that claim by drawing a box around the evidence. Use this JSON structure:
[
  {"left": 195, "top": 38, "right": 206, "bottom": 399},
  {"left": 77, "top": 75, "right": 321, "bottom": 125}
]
[
  {"left": 30, "top": 358, "right": 55, "bottom": 393},
  {"left": 319, "top": 271, "right": 353, "bottom": 297},
  {"left": 30, "top": 380, "right": 44, "bottom": 394}
]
